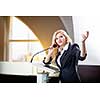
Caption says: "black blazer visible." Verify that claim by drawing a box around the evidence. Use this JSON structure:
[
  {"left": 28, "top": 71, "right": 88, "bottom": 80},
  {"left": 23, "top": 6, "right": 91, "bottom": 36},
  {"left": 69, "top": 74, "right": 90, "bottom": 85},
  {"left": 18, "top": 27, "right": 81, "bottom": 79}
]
[
  {"left": 43, "top": 43, "right": 87, "bottom": 83},
  {"left": 55, "top": 43, "right": 87, "bottom": 83}
]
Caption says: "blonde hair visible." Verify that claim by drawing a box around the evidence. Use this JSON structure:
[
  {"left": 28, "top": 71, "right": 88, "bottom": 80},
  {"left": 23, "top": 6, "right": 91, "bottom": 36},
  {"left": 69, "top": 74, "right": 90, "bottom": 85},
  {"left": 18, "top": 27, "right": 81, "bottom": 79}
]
[
  {"left": 52, "top": 29, "right": 72, "bottom": 45},
  {"left": 51, "top": 29, "right": 72, "bottom": 64}
]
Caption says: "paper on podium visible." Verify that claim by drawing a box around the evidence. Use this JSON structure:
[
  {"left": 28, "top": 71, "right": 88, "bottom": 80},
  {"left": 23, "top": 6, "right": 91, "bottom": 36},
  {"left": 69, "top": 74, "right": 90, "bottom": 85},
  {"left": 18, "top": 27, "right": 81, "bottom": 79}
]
[{"left": 32, "top": 62, "right": 60, "bottom": 75}]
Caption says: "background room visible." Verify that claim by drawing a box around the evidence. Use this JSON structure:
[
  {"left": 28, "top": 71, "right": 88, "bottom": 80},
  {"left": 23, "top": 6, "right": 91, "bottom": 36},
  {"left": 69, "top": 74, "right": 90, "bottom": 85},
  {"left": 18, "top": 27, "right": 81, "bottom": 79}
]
[{"left": 0, "top": 16, "right": 100, "bottom": 83}]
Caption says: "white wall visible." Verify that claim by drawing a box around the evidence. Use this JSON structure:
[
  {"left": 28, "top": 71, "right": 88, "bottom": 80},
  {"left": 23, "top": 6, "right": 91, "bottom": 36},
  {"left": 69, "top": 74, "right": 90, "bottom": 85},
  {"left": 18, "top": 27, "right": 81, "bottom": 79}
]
[
  {"left": 73, "top": 16, "right": 100, "bottom": 65},
  {"left": 60, "top": 16, "right": 74, "bottom": 41}
]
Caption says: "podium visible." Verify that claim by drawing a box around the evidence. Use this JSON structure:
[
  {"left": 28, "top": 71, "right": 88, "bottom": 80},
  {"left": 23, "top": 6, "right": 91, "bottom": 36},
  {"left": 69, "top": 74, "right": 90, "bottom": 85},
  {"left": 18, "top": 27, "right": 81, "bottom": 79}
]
[
  {"left": 32, "top": 62, "right": 60, "bottom": 83},
  {"left": 0, "top": 62, "right": 59, "bottom": 83},
  {"left": 0, "top": 62, "right": 33, "bottom": 75},
  {"left": 0, "top": 61, "right": 59, "bottom": 83},
  {"left": 0, "top": 62, "right": 36, "bottom": 82}
]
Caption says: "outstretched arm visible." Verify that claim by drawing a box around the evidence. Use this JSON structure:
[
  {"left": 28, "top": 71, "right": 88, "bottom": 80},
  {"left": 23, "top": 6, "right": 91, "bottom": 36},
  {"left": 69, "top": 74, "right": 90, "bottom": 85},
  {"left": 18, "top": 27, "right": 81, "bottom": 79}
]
[{"left": 81, "top": 31, "right": 89, "bottom": 57}]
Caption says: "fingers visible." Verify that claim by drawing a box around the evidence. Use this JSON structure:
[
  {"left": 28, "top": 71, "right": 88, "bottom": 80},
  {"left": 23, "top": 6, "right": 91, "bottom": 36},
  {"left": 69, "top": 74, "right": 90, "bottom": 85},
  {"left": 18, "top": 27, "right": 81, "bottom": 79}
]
[
  {"left": 83, "top": 31, "right": 89, "bottom": 38},
  {"left": 81, "top": 31, "right": 89, "bottom": 42},
  {"left": 86, "top": 31, "right": 89, "bottom": 38},
  {"left": 49, "top": 45, "right": 54, "bottom": 49}
]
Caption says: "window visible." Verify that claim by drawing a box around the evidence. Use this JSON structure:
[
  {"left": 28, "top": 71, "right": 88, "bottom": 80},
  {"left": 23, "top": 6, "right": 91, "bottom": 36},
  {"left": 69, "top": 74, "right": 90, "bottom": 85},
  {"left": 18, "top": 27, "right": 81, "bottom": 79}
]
[{"left": 9, "top": 17, "right": 46, "bottom": 62}]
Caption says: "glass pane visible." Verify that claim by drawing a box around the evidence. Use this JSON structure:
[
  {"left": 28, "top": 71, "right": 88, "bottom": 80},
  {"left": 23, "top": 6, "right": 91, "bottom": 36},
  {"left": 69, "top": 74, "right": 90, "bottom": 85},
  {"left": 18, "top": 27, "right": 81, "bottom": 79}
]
[
  {"left": 9, "top": 17, "right": 45, "bottom": 62},
  {"left": 9, "top": 42, "right": 46, "bottom": 62},
  {"left": 9, "top": 17, "right": 38, "bottom": 40}
]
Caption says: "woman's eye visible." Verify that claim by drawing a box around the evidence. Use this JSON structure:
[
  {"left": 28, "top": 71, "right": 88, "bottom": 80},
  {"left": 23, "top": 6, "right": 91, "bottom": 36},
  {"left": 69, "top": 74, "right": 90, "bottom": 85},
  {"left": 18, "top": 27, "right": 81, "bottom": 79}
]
[{"left": 60, "top": 36, "right": 63, "bottom": 38}]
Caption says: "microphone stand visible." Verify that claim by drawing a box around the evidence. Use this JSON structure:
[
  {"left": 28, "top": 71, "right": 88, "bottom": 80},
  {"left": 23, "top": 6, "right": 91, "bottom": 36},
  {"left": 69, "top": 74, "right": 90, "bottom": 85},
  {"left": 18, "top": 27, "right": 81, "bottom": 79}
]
[{"left": 30, "top": 47, "right": 50, "bottom": 63}]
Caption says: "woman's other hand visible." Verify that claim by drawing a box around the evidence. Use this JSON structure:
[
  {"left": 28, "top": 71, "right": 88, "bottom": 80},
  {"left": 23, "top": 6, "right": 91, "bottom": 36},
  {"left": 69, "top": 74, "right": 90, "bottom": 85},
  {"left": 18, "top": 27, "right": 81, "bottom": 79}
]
[{"left": 81, "top": 31, "right": 89, "bottom": 43}]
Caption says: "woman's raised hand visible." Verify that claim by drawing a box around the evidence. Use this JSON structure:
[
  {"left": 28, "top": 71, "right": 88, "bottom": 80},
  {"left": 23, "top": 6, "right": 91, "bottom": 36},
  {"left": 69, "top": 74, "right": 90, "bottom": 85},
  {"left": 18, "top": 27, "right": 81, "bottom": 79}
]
[{"left": 81, "top": 31, "right": 89, "bottom": 42}]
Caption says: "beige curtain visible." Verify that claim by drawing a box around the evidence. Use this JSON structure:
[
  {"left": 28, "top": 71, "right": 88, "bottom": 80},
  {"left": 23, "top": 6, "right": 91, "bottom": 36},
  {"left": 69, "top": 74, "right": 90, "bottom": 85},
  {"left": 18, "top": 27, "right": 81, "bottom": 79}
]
[{"left": 0, "top": 16, "right": 11, "bottom": 61}]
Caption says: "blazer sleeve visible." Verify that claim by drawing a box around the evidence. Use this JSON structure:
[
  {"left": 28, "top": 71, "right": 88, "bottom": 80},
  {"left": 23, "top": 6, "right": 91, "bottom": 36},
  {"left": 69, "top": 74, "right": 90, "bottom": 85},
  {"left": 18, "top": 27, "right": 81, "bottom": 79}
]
[
  {"left": 74, "top": 43, "right": 87, "bottom": 61},
  {"left": 78, "top": 52, "right": 87, "bottom": 61}
]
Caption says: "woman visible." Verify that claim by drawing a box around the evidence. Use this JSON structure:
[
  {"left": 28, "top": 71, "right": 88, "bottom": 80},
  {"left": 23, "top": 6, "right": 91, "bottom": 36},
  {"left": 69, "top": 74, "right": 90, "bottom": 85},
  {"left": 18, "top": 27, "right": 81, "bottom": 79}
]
[{"left": 43, "top": 29, "right": 89, "bottom": 83}]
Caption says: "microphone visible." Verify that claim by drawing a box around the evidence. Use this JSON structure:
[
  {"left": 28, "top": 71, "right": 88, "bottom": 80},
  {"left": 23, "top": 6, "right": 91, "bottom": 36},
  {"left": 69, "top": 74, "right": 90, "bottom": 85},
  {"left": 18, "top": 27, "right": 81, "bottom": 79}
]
[
  {"left": 52, "top": 44, "right": 57, "bottom": 48},
  {"left": 30, "top": 44, "right": 57, "bottom": 63}
]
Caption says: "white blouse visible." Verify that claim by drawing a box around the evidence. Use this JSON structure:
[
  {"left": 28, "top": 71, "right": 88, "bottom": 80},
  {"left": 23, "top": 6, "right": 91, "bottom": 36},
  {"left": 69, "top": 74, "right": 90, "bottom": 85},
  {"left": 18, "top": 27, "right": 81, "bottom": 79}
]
[{"left": 57, "top": 43, "right": 69, "bottom": 67}]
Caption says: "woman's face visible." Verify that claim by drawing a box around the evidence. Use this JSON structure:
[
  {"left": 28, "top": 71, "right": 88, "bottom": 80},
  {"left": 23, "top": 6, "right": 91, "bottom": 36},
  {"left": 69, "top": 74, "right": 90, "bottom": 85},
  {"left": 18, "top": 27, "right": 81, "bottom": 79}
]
[{"left": 55, "top": 32, "right": 67, "bottom": 47}]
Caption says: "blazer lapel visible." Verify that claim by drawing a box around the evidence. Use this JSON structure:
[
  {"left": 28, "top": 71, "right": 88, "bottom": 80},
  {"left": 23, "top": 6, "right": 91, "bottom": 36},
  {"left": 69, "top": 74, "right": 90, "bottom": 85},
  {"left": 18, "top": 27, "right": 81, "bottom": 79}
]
[{"left": 60, "top": 43, "right": 72, "bottom": 68}]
